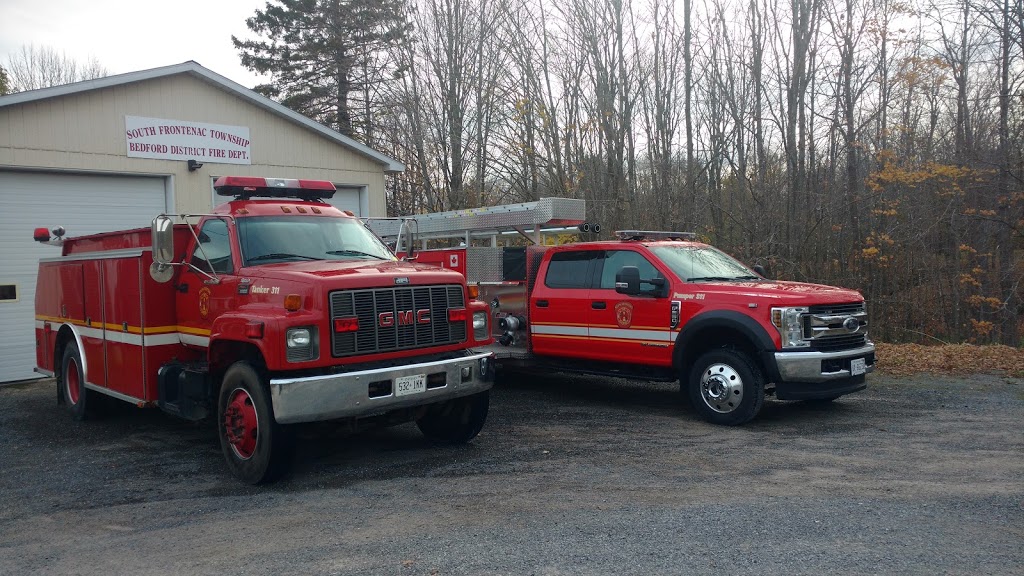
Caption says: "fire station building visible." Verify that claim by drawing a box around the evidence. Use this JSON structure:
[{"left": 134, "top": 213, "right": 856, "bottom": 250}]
[{"left": 0, "top": 61, "right": 404, "bottom": 382}]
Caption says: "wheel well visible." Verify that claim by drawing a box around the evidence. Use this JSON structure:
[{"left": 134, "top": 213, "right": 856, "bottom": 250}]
[
  {"left": 676, "top": 326, "right": 763, "bottom": 379},
  {"left": 54, "top": 326, "right": 77, "bottom": 379},
  {"left": 209, "top": 340, "right": 266, "bottom": 385}
]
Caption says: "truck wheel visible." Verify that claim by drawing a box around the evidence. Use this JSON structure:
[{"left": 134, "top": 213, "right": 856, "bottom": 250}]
[
  {"left": 687, "top": 348, "right": 765, "bottom": 426},
  {"left": 60, "top": 342, "right": 92, "bottom": 421},
  {"left": 417, "top": 391, "right": 489, "bottom": 443},
  {"left": 218, "top": 362, "right": 295, "bottom": 484}
]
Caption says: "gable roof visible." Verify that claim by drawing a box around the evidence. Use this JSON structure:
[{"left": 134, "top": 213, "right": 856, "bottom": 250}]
[{"left": 0, "top": 61, "right": 404, "bottom": 173}]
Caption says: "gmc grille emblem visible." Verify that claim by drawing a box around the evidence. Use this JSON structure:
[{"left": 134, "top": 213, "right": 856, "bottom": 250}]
[{"left": 379, "top": 309, "right": 431, "bottom": 327}]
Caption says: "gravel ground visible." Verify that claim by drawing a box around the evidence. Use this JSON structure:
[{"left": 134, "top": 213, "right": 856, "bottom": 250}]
[{"left": 0, "top": 371, "right": 1021, "bottom": 575}]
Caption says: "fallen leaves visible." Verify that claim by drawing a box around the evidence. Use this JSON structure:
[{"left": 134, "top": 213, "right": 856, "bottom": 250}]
[{"left": 876, "top": 342, "right": 1024, "bottom": 377}]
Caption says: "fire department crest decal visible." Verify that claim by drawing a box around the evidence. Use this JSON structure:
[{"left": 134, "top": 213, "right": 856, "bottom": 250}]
[
  {"left": 198, "top": 286, "right": 211, "bottom": 318},
  {"left": 614, "top": 301, "right": 633, "bottom": 328}
]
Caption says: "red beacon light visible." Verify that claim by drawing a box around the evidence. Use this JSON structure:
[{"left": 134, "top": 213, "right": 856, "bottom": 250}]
[
  {"left": 213, "top": 176, "right": 337, "bottom": 201},
  {"left": 33, "top": 226, "right": 66, "bottom": 245}
]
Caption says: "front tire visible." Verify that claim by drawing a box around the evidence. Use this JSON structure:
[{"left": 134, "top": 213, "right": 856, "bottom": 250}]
[
  {"left": 417, "top": 391, "right": 489, "bottom": 443},
  {"left": 687, "top": 348, "right": 765, "bottom": 426},
  {"left": 218, "top": 361, "right": 295, "bottom": 484}
]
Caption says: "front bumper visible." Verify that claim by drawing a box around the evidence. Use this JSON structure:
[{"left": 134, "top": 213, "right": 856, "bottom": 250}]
[
  {"left": 269, "top": 351, "right": 494, "bottom": 424},
  {"left": 773, "top": 343, "right": 875, "bottom": 383}
]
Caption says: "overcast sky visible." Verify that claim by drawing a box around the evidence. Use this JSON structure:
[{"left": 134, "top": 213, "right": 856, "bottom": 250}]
[{"left": 1, "top": 0, "right": 270, "bottom": 88}]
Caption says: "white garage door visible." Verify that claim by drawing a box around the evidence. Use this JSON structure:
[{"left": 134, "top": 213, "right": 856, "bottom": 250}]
[
  {"left": 324, "top": 186, "right": 363, "bottom": 215},
  {"left": 0, "top": 171, "right": 168, "bottom": 382}
]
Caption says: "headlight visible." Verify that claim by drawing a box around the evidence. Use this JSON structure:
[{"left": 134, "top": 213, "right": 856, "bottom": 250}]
[
  {"left": 286, "top": 328, "right": 311, "bottom": 348},
  {"left": 285, "top": 327, "right": 318, "bottom": 362},
  {"left": 770, "top": 307, "right": 809, "bottom": 349},
  {"left": 472, "top": 311, "right": 488, "bottom": 340}
]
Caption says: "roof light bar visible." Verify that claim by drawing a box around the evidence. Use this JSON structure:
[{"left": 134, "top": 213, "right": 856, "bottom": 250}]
[
  {"left": 213, "top": 176, "right": 337, "bottom": 200},
  {"left": 615, "top": 230, "right": 697, "bottom": 241}
]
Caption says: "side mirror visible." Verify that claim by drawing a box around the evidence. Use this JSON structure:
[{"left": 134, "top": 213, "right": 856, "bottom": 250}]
[
  {"left": 152, "top": 215, "right": 175, "bottom": 265},
  {"left": 615, "top": 266, "right": 641, "bottom": 295},
  {"left": 397, "top": 218, "right": 417, "bottom": 260},
  {"left": 649, "top": 276, "right": 669, "bottom": 297},
  {"left": 753, "top": 264, "right": 769, "bottom": 279}
]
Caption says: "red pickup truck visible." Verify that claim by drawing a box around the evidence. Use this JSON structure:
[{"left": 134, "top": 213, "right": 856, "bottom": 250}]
[{"left": 370, "top": 200, "right": 875, "bottom": 425}]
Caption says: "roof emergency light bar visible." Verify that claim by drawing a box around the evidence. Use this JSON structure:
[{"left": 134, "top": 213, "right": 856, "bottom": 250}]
[
  {"left": 213, "top": 176, "right": 337, "bottom": 201},
  {"left": 615, "top": 230, "right": 697, "bottom": 241}
]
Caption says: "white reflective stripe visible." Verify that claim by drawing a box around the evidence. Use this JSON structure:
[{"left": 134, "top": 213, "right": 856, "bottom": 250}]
[
  {"left": 144, "top": 333, "right": 184, "bottom": 346},
  {"left": 78, "top": 325, "right": 105, "bottom": 339},
  {"left": 532, "top": 323, "right": 674, "bottom": 342},
  {"left": 531, "top": 324, "right": 588, "bottom": 337},
  {"left": 589, "top": 327, "right": 674, "bottom": 342},
  {"left": 103, "top": 331, "right": 144, "bottom": 346},
  {"left": 180, "top": 333, "right": 211, "bottom": 347},
  {"left": 36, "top": 321, "right": 200, "bottom": 348}
]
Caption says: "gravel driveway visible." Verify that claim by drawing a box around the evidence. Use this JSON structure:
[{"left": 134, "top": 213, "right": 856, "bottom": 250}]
[{"left": 0, "top": 371, "right": 1021, "bottom": 575}]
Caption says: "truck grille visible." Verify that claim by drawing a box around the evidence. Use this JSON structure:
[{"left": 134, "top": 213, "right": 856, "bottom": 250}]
[
  {"left": 805, "top": 302, "right": 868, "bottom": 352},
  {"left": 329, "top": 285, "right": 466, "bottom": 357}
]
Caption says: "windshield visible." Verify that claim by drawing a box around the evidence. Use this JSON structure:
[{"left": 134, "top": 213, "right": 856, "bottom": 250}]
[
  {"left": 649, "top": 245, "right": 760, "bottom": 282},
  {"left": 236, "top": 216, "right": 395, "bottom": 266}
]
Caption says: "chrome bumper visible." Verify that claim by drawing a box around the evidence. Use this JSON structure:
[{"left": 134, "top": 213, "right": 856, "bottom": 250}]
[
  {"left": 269, "top": 351, "right": 494, "bottom": 424},
  {"left": 773, "top": 343, "right": 875, "bottom": 383}
]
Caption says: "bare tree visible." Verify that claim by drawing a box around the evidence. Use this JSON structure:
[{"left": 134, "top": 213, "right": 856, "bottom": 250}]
[{"left": 5, "top": 45, "right": 108, "bottom": 92}]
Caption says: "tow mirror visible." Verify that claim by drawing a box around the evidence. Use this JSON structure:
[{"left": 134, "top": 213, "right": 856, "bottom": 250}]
[
  {"left": 397, "top": 218, "right": 417, "bottom": 260},
  {"left": 615, "top": 266, "right": 641, "bottom": 295},
  {"left": 152, "top": 215, "right": 175, "bottom": 265}
]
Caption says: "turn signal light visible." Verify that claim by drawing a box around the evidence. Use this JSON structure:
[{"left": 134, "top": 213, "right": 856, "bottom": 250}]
[
  {"left": 467, "top": 284, "right": 479, "bottom": 299},
  {"left": 448, "top": 308, "right": 467, "bottom": 322},
  {"left": 284, "top": 294, "right": 302, "bottom": 311},
  {"left": 334, "top": 317, "right": 359, "bottom": 332},
  {"left": 245, "top": 321, "right": 264, "bottom": 339}
]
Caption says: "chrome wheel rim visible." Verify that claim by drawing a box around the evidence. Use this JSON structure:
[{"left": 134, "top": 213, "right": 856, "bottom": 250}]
[{"left": 700, "top": 363, "right": 744, "bottom": 414}]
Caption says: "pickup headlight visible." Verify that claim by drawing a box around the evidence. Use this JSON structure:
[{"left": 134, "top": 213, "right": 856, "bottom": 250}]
[
  {"left": 285, "top": 326, "right": 318, "bottom": 362},
  {"left": 771, "top": 307, "right": 809, "bottom": 349},
  {"left": 472, "top": 311, "right": 488, "bottom": 341}
]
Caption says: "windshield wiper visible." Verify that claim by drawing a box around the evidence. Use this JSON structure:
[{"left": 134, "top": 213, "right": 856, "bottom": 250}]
[
  {"left": 248, "top": 253, "right": 323, "bottom": 262},
  {"left": 688, "top": 276, "right": 740, "bottom": 282},
  {"left": 325, "top": 249, "right": 387, "bottom": 260},
  {"left": 733, "top": 275, "right": 762, "bottom": 280}
]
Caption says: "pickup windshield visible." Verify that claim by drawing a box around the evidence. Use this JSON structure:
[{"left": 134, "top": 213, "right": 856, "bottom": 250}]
[
  {"left": 236, "top": 216, "right": 394, "bottom": 266},
  {"left": 649, "top": 245, "right": 760, "bottom": 282}
]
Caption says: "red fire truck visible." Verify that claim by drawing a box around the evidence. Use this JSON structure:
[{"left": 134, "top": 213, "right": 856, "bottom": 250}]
[
  {"left": 32, "top": 177, "right": 494, "bottom": 483},
  {"left": 368, "top": 199, "right": 875, "bottom": 425}
]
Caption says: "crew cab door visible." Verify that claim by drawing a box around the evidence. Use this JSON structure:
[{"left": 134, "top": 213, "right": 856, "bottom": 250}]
[
  {"left": 176, "top": 217, "right": 239, "bottom": 347},
  {"left": 529, "top": 249, "right": 601, "bottom": 359},
  {"left": 589, "top": 249, "right": 674, "bottom": 367}
]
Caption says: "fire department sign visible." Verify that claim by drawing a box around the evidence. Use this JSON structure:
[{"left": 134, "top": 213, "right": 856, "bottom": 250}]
[
  {"left": 614, "top": 301, "right": 633, "bottom": 328},
  {"left": 125, "top": 116, "right": 252, "bottom": 165}
]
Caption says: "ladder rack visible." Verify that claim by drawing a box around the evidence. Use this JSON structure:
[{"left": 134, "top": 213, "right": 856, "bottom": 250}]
[{"left": 365, "top": 197, "right": 586, "bottom": 244}]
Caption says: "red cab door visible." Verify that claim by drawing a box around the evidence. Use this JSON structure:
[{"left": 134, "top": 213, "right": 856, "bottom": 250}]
[
  {"left": 175, "top": 218, "right": 240, "bottom": 347},
  {"left": 529, "top": 249, "right": 600, "bottom": 360},
  {"left": 587, "top": 249, "right": 674, "bottom": 368}
]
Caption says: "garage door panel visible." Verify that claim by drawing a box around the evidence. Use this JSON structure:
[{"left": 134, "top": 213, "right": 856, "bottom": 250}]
[{"left": 0, "top": 171, "right": 166, "bottom": 382}]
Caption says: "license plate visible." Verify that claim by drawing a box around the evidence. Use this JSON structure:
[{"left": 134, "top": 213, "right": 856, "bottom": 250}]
[
  {"left": 395, "top": 374, "right": 426, "bottom": 397},
  {"left": 850, "top": 358, "right": 866, "bottom": 376}
]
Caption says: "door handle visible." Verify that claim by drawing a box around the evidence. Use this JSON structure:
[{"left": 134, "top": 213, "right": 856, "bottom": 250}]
[
  {"left": 177, "top": 283, "right": 189, "bottom": 294},
  {"left": 536, "top": 299, "right": 549, "bottom": 308},
  {"left": 592, "top": 301, "right": 607, "bottom": 310}
]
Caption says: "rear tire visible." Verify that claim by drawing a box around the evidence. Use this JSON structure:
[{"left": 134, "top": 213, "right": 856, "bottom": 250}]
[
  {"left": 218, "top": 361, "right": 295, "bottom": 484},
  {"left": 417, "top": 391, "right": 489, "bottom": 443},
  {"left": 60, "top": 342, "right": 92, "bottom": 421},
  {"left": 687, "top": 348, "right": 765, "bottom": 426}
]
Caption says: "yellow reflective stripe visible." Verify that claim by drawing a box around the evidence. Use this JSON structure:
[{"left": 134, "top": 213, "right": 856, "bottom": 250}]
[{"left": 35, "top": 316, "right": 211, "bottom": 337}]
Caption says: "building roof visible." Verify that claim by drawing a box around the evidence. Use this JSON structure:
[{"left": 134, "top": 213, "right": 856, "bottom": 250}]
[{"left": 0, "top": 61, "right": 405, "bottom": 173}]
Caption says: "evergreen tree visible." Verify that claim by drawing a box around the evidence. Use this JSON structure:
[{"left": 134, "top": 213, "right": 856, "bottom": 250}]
[
  {"left": 0, "top": 65, "right": 9, "bottom": 95},
  {"left": 233, "top": 0, "right": 412, "bottom": 140}
]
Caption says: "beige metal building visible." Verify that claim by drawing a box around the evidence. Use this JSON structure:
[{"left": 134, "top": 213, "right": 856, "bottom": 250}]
[{"left": 0, "top": 61, "right": 404, "bottom": 382}]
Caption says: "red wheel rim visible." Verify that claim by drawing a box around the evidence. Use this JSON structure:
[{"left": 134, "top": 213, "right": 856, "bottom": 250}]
[
  {"left": 223, "top": 388, "right": 259, "bottom": 460},
  {"left": 67, "top": 357, "right": 81, "bottom": 405}
]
